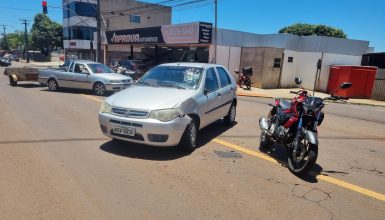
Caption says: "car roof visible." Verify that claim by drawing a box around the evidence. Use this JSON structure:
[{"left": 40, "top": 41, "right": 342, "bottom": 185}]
[{"left": 158, "top": 62, "right": 222, "bottom": 69}]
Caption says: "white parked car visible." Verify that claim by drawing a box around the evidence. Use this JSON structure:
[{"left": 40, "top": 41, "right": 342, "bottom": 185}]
[
  {"left": 98, "top": 62, "right": 238, "bottom": 150},
  {"left": 38, "top": 60, "right": 133, "bottom": 96}
]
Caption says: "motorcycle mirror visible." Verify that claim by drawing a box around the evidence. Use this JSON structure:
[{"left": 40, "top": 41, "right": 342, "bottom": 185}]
[
  {"left": 295, "top": 77, "right": 302, "bottom": 85},
  {"left": 339, "top": 82, "right": 352, "bottom": 89}
]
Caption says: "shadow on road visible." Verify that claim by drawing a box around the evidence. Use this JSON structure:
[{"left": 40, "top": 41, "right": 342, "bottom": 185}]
[
  {"left": 259, "top": 143, "right": 323, "bottom": 183},
  {"left": 100, "top": 140, "right": 191, "bottom": 161},
  {"left": 40, "top": 88, "right": 104, "bottom": 96},
  {"left": 99, "top": 120, "right": 237, "bottom": 161},
  {"left": 12, "top": 83, "right": 43, "bottom": 88}
]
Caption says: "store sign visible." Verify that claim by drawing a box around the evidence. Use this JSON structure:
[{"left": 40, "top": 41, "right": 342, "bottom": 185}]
[
  {"left": 106, "top": 22, "right": 212, "bottom": 45},
  {"left": 69, "top": 41, "right": 76, "bottom": 48}
]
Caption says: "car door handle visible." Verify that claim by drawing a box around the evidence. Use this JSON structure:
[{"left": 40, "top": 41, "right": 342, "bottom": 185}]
[{"left": 217, "top": 93, "right": 222, "bottom": 97}]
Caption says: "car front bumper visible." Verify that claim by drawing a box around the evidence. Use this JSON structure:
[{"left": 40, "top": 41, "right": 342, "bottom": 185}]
[
  {"left": 105, "top": 83, "right": 132, "bottom": 92},
  {"left": 98, "top": 112, "right": 191, "bottom": 147}
]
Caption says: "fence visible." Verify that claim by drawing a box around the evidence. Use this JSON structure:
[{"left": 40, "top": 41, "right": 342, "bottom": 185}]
[{"left": 372, "top": 69, "right": 385, "bottom": 101}]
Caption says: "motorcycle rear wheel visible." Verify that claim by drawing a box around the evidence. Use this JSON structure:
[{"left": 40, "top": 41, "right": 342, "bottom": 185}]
[{"left": 288, "top": 138, "right": 318, "bottom": 176}]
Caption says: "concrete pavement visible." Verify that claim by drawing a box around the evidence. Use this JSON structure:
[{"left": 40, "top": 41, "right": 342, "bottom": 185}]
[{"left": 236, "top": 86, "right": 385, "bottom": 107}]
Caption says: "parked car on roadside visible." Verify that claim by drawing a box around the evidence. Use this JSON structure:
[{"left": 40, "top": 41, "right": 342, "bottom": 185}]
[
  {"left": 99, "top": 62, "right": 238, "bottom": 150},
  {"left": 38, "top": 60, "right": 134, "bottom": 96},
  {"left": 10, "top": 54, "right": 20, "bottom": 62},
  {"left": 0, "top": 57, "right": 11, "bottom": 67}
]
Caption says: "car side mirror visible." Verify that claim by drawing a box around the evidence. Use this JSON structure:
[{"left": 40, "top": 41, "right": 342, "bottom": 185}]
[{"left": 339, "top": 82, "right": 352, "bottom": 89}]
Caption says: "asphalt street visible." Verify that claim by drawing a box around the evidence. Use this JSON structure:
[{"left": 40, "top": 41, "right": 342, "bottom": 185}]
[{"left": 0, "top": 64, "right": 384, "bottom": 219}]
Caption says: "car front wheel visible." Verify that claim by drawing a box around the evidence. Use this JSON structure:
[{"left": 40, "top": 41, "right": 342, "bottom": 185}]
[
  {"left": 179, "top": 118, "right": 198, "bottom": 151},
  {"left": 94, "top": 82, "right": 106, "bottom": 96}
]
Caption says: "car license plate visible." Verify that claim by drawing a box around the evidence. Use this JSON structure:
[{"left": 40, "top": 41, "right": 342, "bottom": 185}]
[{"left": 114, "top": 126, "right": 135, "bottom": 136}]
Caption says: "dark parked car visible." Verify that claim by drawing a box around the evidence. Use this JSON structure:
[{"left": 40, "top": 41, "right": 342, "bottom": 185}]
[
  {"left": 10, "top": 54, "right": 20, "bottom": 62},
  {"left": 0, "top": 58, "right": 11, "bottom": 67}
]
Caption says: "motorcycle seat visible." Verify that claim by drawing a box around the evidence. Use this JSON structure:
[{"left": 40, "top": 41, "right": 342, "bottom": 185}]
[{"left": 279, "top": 99, "right": 291, "bottom": 110}]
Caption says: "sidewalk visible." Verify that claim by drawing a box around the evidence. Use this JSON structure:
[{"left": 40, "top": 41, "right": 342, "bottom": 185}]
[
  {"left": 236, "top": 87, "right": 385, "bottom": 107},
  {"left": 19, "top": 59, "right": 61, "bottom": 68}
]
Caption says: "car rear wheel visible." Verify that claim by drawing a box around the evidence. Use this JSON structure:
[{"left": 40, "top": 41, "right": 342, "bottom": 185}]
[
  {"left": 94, "top": 82, "right": 106, "bottom": 96},
  {"left": 179, "top": 118, "right": 197, "bottom": 151},
  {"left": 48, "top": 79, "right": 58, "bottom": 91},
  {"left": 224, "top": 103, "right": 236, "bottom": 126}
]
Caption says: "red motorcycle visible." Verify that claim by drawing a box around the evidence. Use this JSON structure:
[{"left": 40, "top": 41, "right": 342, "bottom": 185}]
[
  {"left": 259, "top": 77, "right": 352, "bottom": 175},
  {"left": 235, "top": 67, "right": 252, "bottom": 89}
]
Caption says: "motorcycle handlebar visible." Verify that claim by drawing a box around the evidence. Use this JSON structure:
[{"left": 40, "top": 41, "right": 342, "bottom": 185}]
[{"left": 290, "top": 90, "right": 299, "bottom": 94}]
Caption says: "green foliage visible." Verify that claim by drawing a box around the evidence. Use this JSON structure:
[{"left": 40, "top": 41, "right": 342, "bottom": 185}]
[
  {"left": 31, "top": 13, "right": 63, "bottom": 55},
  {"left": 6, "top": 31, "right": 24, "bottom": 49},
  {"left": 279, "top": 23, "right": 347, "bottom": 38},
  {"left": 0, "top": 37, "right": 10, "bottom": 50}
]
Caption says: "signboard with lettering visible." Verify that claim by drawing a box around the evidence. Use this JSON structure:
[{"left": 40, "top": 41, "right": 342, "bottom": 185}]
[{"left": 106, "top": 22, "right": 212, "bottom": 45}]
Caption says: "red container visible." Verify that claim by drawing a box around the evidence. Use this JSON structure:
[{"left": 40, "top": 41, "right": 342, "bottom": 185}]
[{"left": 327, "top": 66, "right": 377, "bottom": 98}]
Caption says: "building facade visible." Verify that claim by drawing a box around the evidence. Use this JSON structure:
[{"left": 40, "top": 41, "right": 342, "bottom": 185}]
[{"left": 63, "top": 0, "right": 171, "bottom": 61}]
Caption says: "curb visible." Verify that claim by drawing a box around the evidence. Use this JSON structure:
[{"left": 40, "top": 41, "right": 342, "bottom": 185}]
[{"left": 236, "top": 91, "right": 385, "bottom": 108}]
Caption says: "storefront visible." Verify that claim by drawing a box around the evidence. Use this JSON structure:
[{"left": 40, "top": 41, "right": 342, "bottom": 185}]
[{"left": 104, "top": 22, "right": 212, "bottom": 66}]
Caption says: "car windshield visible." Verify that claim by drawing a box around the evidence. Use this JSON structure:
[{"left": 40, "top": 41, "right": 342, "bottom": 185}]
[
  {"left": 137, "top": 66, "right": 203, "bottom": 90},
  {"left": 88, "top": 63, "right": 114, "bottom": 74}
]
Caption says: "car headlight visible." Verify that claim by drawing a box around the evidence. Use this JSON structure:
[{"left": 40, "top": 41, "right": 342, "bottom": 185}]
[
  {"left": 110, "top": 80, "right": 122, "bottom": 83},
  {"left": 149, "top": 109, "right": 182, "bottom": 122},
  {"left": 100, "top": 101, "right": 112, "bottom": 114}
]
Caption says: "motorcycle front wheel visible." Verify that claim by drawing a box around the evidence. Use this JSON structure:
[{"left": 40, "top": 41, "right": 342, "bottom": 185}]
[
  {"left": 288, "top": 138, "right": 318, "bottom": 176},
  {"left": 245, "top": 79, "right": 251, "bottom": 90}
]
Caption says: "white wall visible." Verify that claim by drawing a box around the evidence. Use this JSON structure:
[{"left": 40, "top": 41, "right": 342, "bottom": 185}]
[
  {"left": 210, "top": 45, "right": 241, "bottom": 79},
  {"left": 280, "top": 50, "right": 362, "bottom": 91}
]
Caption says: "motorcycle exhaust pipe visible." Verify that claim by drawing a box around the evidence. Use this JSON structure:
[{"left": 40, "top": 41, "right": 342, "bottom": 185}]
[{"left": 259, "top": 117, "right": 269, "bottom": 131}]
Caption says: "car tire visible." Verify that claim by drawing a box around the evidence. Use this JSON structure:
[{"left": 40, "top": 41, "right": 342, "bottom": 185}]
[
  {"left": 94, "top": 82, "right": 106, "bottom": 96},
  {"left": 224, "top": 102, "right": 236, "bottom": 126},
  {"left": 179, "top": 118, "right": 198, "bottom": 151},
  {"left": 48, "top": 79, "right": 59, "bottom": 91},
  {"left": 9, "top": 76, "right": 17, "bottom": 87}
]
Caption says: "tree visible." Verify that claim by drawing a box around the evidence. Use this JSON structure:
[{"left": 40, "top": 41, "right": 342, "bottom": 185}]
[
  {"left": 31, "top": 13, "right": 63, "bottom": 55},
  {"left": 279, "top": 23, "right": 347, "bottom": 38},
  {"left": 6, "top": 31, "right": 24, "bottom": 49}
]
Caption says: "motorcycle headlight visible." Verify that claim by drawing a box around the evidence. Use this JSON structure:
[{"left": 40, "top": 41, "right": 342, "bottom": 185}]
[
  {"left": 100, "top": 101, "right": 112, "bottom": 114},
  {"left": 149, "top": 109, "right": 182, "bottom": 122}
]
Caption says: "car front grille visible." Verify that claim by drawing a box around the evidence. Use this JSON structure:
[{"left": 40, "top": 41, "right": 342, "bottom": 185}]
[{"left": 111, "top": 107, "right": 149, "bottom": 118}]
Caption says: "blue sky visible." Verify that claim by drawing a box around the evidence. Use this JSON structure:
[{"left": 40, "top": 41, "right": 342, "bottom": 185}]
[{"left": 1, "top": 0, "right": 384, "bottom": 51}]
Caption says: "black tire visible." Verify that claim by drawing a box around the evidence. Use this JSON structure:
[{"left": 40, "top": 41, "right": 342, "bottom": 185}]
[
  {"left": 288, "top": 139, "right": 318, "bottom": 176},
  {"left": 47, "top": 79, "right": 59, "bottom": 91},
  {"left": 94, "top": 82, "right": 106, "bottom": 96},
  {"left": 260, "top": 131, "right": 274, "bottom": 149},
  {"left": 224, "top": 102, "right": 236, "bottom": 126},
  {"left": 179, "top": 118, "right": 198, "bottom": 151},
  {"left": 9, "top": 76, "right": 17, "bottom": 87},
  {"left": 245, "top": 79, "right": 251, "bottom": 90}
]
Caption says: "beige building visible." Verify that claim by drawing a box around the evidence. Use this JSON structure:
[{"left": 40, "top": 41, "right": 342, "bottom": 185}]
[{"left": 63, "top": 0, "right": 171, "bottom": 61}]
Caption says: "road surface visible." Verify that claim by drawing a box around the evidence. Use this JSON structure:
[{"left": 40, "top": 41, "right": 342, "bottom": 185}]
[{"left": 1, "top": 64, "right": 384, "bottom": 219}]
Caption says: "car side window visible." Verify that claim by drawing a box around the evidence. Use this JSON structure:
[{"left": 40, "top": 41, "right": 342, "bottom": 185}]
[
  {"left": 216, "top": 67, "right": 232, "bottom": 88},
  {"left": 205, "top": 68, "right": 219, "bottom": 93},
  {"left": 74, "top": 64, "right": 89, "bottom": 74}
]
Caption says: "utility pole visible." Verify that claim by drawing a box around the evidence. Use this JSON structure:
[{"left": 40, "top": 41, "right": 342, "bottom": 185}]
[
  {"left": 96, "top": 0, "right": 102, "bottom": 63},
  {"left": 213, "top": 0, "right": 218, "bottom": 64},
  {"left": 0, "top": 25, "right": 7, "bottom": 51},
  {"left": 21, "top": 19, "right": 30, "bottom": 63}
]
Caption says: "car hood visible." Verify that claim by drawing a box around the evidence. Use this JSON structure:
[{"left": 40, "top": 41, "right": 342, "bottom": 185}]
[
  {"left": 95, "top": 73, "right": 132, "bottom": 81},
  {"left": 107, "top": 85, "right": 196, "bottom": 110}
]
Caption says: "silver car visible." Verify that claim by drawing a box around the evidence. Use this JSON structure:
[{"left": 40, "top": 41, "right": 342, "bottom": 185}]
[
  {"left": 98, "top": 63, "right": 238, "bottom": 150},
  {"left": 38, "top": 60, "right": 133, "bottom": 96}
]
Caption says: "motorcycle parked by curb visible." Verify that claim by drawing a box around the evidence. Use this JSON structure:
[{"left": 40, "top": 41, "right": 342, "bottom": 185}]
[
  {"left": 258, "top": 77, "right": 352, "bottom": 176},
  {"left": 235, "top": 67, "right": 252, "bottom": 89}
]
